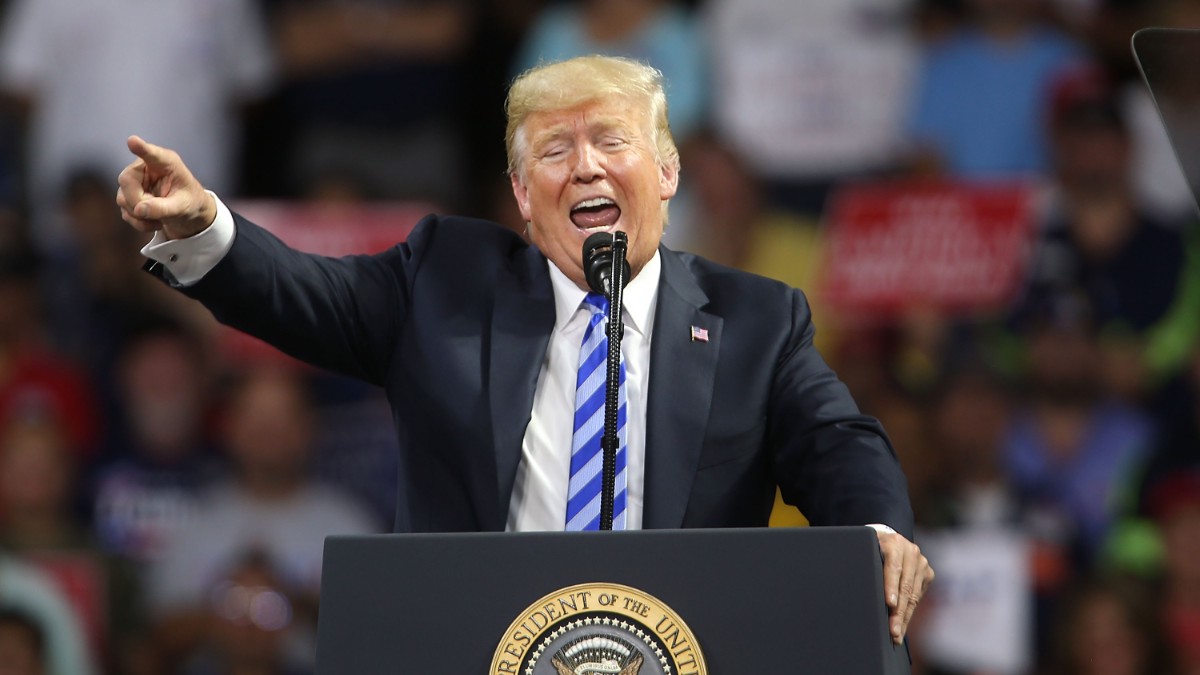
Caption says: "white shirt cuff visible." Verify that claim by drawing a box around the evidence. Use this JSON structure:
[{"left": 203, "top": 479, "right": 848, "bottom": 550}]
[
  {"left": 867, "top": 523, "right": 897, "bottom": 535},
  {"left": 139, "top": 191, "right": 235, "bottom": 286}
]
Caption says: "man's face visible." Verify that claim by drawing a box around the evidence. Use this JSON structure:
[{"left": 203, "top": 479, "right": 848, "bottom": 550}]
[{"left": 511, "top": 97, "right": 678, "bottom": 289}]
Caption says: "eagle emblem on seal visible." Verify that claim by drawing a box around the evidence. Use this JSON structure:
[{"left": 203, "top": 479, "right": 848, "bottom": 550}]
[{"left": 551, "top": 635, "right": 644, "bottom": 675}]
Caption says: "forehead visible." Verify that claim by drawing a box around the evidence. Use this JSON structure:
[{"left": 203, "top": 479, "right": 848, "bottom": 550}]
[{"left": 521, "top": 98, "right": 649, "bottom": 144}]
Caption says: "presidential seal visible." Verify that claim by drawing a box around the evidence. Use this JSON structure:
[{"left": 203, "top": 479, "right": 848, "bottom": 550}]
[{"left": 490, "top": 583, "right": 706, "bottom": 675}]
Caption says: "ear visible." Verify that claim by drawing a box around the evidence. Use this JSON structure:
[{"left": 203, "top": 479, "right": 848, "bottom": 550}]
[
  {"left": 659, "top": 158, "right": 679, "bottom": 201},
  {"left": 510, "top": 171, "right": 532, "bottom": 223}
]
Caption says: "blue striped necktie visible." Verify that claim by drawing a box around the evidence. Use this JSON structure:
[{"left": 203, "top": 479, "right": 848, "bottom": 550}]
[{"left": 566, "top": 292, "right": 627, "bottom": 531}]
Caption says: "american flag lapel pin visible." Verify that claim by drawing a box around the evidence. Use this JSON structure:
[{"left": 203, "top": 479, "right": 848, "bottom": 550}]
[{"left": 690, "top": 325, "right": 709, "bottom": 342}]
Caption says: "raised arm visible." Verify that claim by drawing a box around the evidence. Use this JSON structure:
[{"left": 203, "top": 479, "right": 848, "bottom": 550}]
[{"left": 116, "top": 136, "right": 412, "bottom": 384}]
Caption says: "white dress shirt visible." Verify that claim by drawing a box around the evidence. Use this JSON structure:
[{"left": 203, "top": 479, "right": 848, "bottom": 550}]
[
  {"left": 506, "top": 253, "right": 658, "bottom": 531},
  {"left": 142, "top": 196, "right": 659, "bottom": 532}
]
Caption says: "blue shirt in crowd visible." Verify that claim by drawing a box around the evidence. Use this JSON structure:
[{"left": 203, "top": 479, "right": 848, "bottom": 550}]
[{"left": 908, "top": 26, "right": 1082, "bottom": 177}]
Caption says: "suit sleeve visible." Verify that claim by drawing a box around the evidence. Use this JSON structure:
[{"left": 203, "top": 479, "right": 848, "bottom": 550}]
[
  {"left": 767, "top": 290, "right": 914, "bottom": 538},
  {"left": 148, "top": 211, "right": 438, "bottom": 386}
]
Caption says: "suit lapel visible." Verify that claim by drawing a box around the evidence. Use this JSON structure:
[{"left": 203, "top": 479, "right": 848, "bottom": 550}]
[
  {"left": 643, "top": 248, "right": 722, "bottom": 529},
  {"left": 489, "top": 245, "right": 554, "bottom": 530}
]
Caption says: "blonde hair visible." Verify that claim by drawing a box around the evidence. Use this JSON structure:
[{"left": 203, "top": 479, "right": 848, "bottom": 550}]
[{"left": 505, "top": 55, "right": 679, "bottom": 177}]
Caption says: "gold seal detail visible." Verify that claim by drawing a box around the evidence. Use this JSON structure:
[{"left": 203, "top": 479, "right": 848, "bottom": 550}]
[{"left": 490, "top": 582, "right": 706, "bottom": 675}]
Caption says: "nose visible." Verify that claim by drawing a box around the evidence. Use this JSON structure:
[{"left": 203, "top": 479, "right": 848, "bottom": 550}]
[{"left": 571, "top": 142, "right": 605, "bottom": 182}]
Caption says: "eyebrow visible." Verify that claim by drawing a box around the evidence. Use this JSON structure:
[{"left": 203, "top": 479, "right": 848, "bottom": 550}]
[
  {"left": 529, "top": 117, "right": 638, "bottom": 152},
  {"left": 529, "top": 125, "right": 573, "bottom": 151}
]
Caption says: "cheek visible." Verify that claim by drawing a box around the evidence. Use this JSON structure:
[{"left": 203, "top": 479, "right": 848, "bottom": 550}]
[{"left": 524, "top": 184, "right": 563, "bottom": 222}]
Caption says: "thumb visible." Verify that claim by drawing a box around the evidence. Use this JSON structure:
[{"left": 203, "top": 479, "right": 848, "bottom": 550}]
[{"left": 126, "top": 135, "right": 175, "bottom": 168}]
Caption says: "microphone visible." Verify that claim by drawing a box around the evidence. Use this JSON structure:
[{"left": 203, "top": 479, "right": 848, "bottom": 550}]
[
  {"left": 580, "top": 231, "right": 628, "bottom": 531},
  {"left": 583, "top": 232, "right": 630, "bottom": 297}
]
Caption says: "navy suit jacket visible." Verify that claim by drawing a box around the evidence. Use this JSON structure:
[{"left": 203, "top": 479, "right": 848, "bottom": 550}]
[{"left": 155, "top": 213, "right": 913, "bottom": 537}]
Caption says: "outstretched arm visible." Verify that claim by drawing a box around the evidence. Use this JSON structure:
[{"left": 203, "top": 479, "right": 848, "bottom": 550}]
[{"left": 115, "top": 136, "right": 412, "bottom": 384}]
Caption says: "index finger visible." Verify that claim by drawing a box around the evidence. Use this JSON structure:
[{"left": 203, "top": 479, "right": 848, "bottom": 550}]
[{"left": 126, "top": 135, "right": 174, "bottom": 167}]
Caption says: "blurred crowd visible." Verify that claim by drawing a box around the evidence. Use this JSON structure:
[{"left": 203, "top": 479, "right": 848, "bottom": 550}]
[{"left": 0, "top": 0, "right": 1195, "bottom": 674}]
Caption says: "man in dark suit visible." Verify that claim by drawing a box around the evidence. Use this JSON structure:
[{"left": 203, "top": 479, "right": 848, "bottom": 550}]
[{"left": 116, "top": 55, "right": 932, "bottom": 643}]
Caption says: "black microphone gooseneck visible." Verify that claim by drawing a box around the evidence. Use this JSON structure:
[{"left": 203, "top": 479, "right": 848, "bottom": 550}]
[{"left": 582, "top": 232, "right": 629, "bottom": 531}]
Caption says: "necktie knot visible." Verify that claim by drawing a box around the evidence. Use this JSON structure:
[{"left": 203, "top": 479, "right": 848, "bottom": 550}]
[{"left": 582, "top": 292, "right": 609, "bottom": 316}]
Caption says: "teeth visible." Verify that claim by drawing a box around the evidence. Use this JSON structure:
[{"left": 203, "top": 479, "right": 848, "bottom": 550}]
[{"left": 573, "top": 197, "right": 616, "bottom": 211}]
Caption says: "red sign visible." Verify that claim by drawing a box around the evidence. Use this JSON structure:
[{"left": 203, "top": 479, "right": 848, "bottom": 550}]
[
  {"left": 219, "top": 201, "right": 430, "bottom": 364},
  {"left": 231, "top": 201, "right": 428, "bottom": 255},
  {"left": 820, "top": 181, "right": 1038, "bottom": 318}
]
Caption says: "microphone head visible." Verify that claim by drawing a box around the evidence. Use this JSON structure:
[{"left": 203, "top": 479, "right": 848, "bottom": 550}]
[
  {"left": 583, "top": 232, "right": 615, "bottom": 295},
  {"left": 582, "top": 232, "right": 631, "bottom": 297}
]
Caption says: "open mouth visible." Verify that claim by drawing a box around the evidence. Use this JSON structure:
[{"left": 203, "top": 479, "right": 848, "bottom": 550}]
[{"left": 569, "top": 197, "right": 621, "bottom": 231}]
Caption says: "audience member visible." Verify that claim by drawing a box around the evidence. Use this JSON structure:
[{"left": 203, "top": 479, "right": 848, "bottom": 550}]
[
  {"left": 1015, "top": 71, "right": 1195, "bottom": 400},
  {"left": 921, "top": 365, "right": 1022, "bottom": 530},
  {"left": 1147, "top": 470, "right": 1200, "bottom": 672},
  {"left": 912, "top": 364, "right": 1039, "bottom": 675},
  {"left": 40, "top": 171, "right": 194, "bottom": 388},
  {"left": 1046, "top": 575, "right": 1172, "bottom": 675},
  {"left": 906, "top": 0, "right": 1083, "bottom": 177},
  {"left": 1004, "top": 301, "right": 1154, "bottom": 565},
  {"left": 148, "top": 368, "right": 378, "bottom": 671},
  {"left": 0, "top": 0, "right": 273, "bottom": 249},
  {"left": 0, "top": 417, "right": 147, "bottom": 675},
  {"left": 514, "top": 0, "right": 707, "bottom": 141},
  {"left": 264, "top": 0, "right": 471, "bottom": 206},
  {"left": 153, "top": 550, "right": 314, "bottom": 675},
  {"left": 0, "top": 252, "right": 98, "bottom": 458},
  {"left": 90, "top": 319, "right": 221, "bottom": 566},
  {"left": 706, "top": 0, "right": 918, "bottom": 214},
  {"left": 674, "top": 133, "right": 824, "bottom": 292}
]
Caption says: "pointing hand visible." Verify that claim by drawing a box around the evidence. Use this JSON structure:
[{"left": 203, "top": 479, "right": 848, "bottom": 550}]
[{"left": 116, "top": 135, "right": 216, "bottom": 240}]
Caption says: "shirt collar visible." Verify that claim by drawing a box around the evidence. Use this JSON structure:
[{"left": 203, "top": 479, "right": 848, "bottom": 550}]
[{"left": 547, "top": 250, "right": 661, "bottom": 337}]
